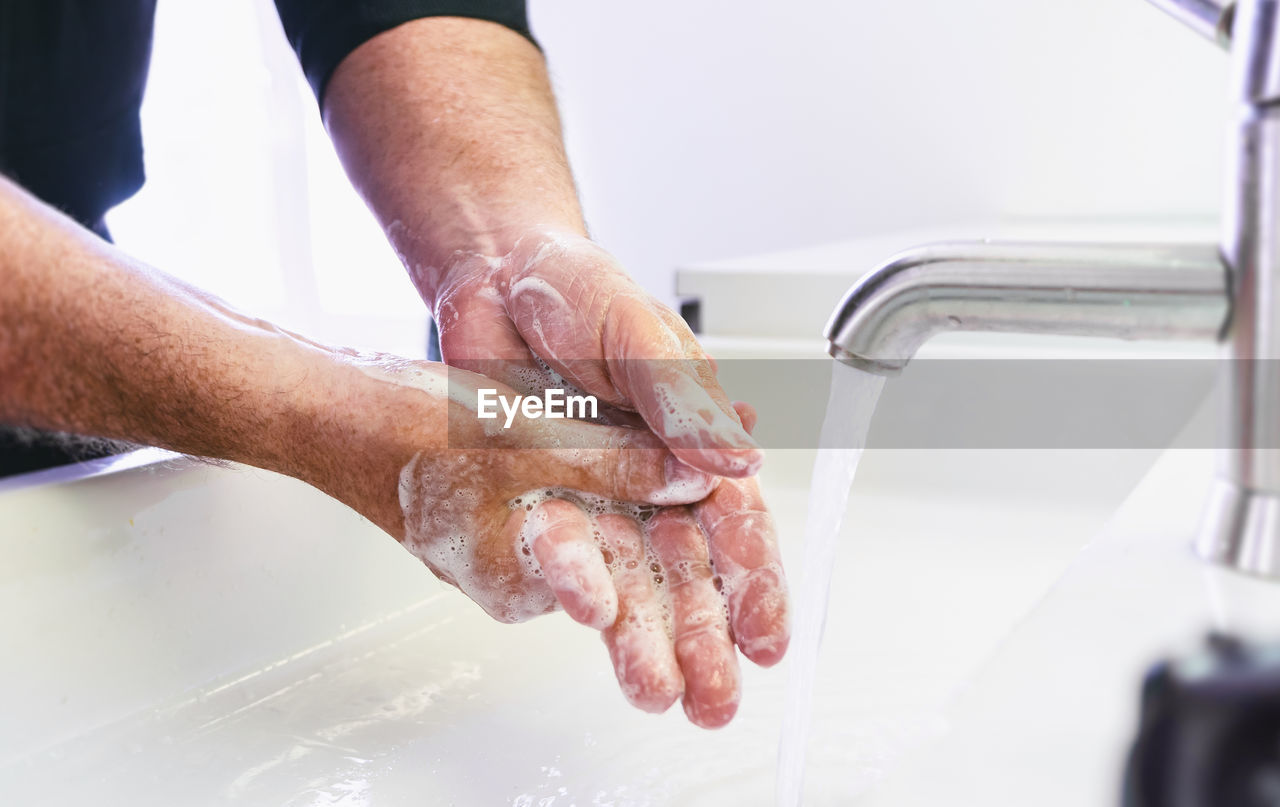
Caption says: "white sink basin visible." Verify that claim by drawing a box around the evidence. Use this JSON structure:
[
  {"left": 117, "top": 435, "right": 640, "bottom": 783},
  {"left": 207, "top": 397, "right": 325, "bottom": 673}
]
[
  {"left": 2, "top": 222, "right": 1234, "bottom": 804},
  {"left": 0, "top": 439, "right": 1160, "bottom": 805}
]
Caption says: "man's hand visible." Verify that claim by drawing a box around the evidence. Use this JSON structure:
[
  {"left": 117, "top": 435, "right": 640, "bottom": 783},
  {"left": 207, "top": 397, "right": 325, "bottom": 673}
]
[
  {"left": 424, "top": 233, "right": 793, "bottom": 695},
  {"left": 312, "top": 356, "right": 784, "bottom": 728},
  {"left": 433, "top": 230, "right": 763, "bottom": 477}
]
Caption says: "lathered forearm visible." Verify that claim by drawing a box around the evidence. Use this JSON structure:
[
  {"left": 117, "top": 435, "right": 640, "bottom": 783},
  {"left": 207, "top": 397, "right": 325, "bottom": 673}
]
[{"left": 322, "top": 16, "right": 585, "bottom": 302}]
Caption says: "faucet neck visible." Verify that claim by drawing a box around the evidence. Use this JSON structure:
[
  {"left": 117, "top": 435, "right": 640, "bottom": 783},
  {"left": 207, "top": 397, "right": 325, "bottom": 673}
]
[{"left": 1231, "top": 0, "right": 1280, "bottom": 106}]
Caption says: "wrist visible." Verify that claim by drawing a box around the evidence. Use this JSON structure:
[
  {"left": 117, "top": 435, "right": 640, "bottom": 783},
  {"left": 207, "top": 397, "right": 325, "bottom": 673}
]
[
  {"left": 277, "top": 351, "right": 452, "bottom": 538},
  {"left": 392, "top": 220, "right": 589, "bottom": 310}
]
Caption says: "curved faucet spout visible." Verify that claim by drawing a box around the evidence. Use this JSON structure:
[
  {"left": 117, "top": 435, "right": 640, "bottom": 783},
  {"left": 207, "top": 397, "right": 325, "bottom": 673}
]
[
  {"left": 824, "top": 241, "right": 1232, "bottom": 375},
  {"left": 1146, "top": 0, "right": 1235, "bottom": 46}
]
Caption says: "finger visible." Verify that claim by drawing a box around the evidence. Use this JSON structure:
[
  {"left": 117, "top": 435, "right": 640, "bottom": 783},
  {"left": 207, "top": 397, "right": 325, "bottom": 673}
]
[
  {"left": 648, "top": 507, "right": 741, "bottom": 729},
  {"left": 623, "top": 357, "right": 763, "bottom": 478},
  {"left": 534, "top": 422, "right": 721, "bottom": 506},
  {"left": 499, "top": 239, "right": 761, "bottom": 476},
  {"left": 693, "top": 477, "right": 789, "bottom": 667},
  {"left": 522, "top": 498, "right": 617, "bottom": 630},
  {"left": 604, "top": 296, "right": 763, "bottom": 478},
  {"left": 597, "top": 513, "right": 683, "bottom": 713},
  {"left": 733, "top": 401, "right": 758, "bottom": 436}
]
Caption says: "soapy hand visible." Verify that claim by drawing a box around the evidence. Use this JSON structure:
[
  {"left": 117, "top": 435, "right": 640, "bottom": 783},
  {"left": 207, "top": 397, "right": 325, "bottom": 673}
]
[
  {"left": 426, "top": 230, "right": 763, "bottom": 478},
  {"left": 324, "top": 356, "right": 785, "bottom": 727},
  {"left": 416, "top": 234, "right": 791, "bottom": 721}
]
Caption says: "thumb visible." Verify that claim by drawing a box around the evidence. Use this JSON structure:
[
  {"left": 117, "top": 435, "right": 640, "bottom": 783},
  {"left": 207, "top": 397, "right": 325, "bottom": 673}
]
[
  {"left": 602, "top": 296, "right": 763, "bottom": 478},
  {"left": 536, "top": 421, "right": 721, "bottom": 506}
]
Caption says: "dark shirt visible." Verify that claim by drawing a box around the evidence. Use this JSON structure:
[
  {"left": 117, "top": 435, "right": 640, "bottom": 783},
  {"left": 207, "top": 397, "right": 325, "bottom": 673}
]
[
  {"left": 0, "top": 0, "right": 532, "bottom": 476},
  {"left": 0, "top": 0, "right": 533, "bottom": 234}
]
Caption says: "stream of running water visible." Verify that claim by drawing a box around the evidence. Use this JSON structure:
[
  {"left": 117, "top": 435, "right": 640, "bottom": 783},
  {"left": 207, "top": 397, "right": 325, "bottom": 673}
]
[{"left": 776, "top": 361, "right": 887, "bottom": 807}]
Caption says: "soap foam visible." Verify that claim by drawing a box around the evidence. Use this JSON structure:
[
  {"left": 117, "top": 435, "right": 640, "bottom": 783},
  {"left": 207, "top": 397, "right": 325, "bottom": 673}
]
[
  {"left": 398, "top": 453, "right": 559, "bottom": 624},
  {"left": 509, "top": 487, "right": 675, "bottom": 638},
  {"left": 344, "top": 351, "right": 450, "bottom": 398},
  {"left": 651, "top": 375, "right": 755, "bottom": 473}
]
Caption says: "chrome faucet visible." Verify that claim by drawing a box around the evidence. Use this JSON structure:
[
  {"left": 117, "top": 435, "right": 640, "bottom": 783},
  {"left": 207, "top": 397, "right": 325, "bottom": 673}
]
[
  {"left": 1145, "top": 0, "right": 1235, "bottom": 44},
  {"left": 825, "top": 0, "right": 1280, "bottom": 578}
]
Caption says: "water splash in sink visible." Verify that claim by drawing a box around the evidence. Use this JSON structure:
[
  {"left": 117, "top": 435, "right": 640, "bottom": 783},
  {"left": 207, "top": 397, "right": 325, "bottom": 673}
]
[{"left": 777, "top": 362, "right": 886, "bottom": 807}]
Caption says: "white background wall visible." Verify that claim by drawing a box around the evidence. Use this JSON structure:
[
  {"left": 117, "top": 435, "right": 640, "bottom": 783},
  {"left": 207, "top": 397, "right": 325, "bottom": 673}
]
[
  {"left": 107, "top": 0, "right": 1231, "bottom": 353},
  {"left": 533, "top": 0, "right": 1229, "bottom": 287}
]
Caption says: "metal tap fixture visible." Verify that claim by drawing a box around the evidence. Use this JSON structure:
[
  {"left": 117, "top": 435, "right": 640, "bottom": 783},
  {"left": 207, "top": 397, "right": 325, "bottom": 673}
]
[
  {"left": 824, "top": 0, "right": 1280, "bottom": 578},
  {"left": 1145, "top": 0, "right": 1235, "bottom": 45},
  {"left": 824, "top": 241, "right": 1229, "bottom": 376}
]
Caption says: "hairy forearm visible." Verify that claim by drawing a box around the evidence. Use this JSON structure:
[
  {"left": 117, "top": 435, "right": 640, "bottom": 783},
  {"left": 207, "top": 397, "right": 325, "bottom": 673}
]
[
  {"left": 323, "top": 16, "right": 585, "bottom": 302},
  {"left": 0, "top": 177, "right": 316, "bottom": 470},
  {"left": 0, "top": 176, "right": 416, "bottom": 528}
]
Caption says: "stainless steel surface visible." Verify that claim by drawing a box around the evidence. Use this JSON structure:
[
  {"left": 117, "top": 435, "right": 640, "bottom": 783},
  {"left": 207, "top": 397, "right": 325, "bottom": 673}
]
[
  {"left": 1216, "top": 113, "right": 1280, "bottom": 493},
  {"left": 1196, "top": 0, "right": 1280, "bottom": 573},
  {"left": 1146, "top": 0, "right": 1236, "bottom": 45},
  {"left": 824, "top": 241, "right": 1228, "bottom": 374},
  {"left": 1230, "top": 0, "right": 1280, "bottom": 103},
  {"left": 1195, "top": 478, "right": 1280, "bottom": 575},
  {"left": 826, "top": 0, "right": 1280, "bottom": 579}
]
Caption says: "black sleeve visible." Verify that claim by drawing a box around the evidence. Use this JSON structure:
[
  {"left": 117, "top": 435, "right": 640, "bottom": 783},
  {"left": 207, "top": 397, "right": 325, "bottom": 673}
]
[{"left": 273, "top": 0, "right": 536, "bottom": 108}]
